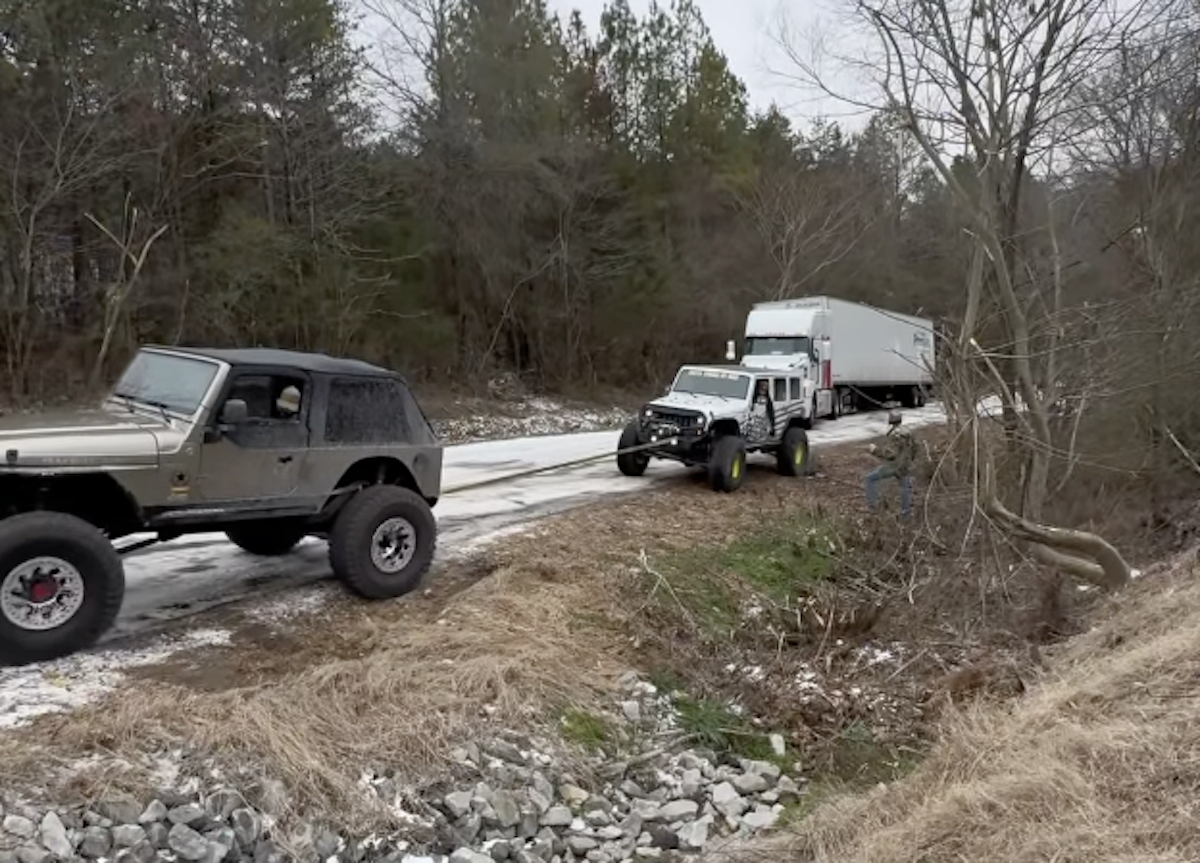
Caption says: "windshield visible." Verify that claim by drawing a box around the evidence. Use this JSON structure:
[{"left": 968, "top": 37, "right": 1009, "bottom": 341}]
[
  {"left": 111, "top": 351, "right": 220, "bottom": 416},
  {"left": 745, "top": 336, "right": 810, "bottom": 357},
  {"left": 671, "top": 369, "right": 751, "bottom": 399}
]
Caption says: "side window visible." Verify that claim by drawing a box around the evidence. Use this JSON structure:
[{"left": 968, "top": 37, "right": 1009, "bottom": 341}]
[
  {"left": 773, "top": 378, "right": 787, "bottom": 402},
  {"left": 789, "top": 378, "right": 801, "bottom": 400},
  {"left": 226, "top": 375, "right": 306, "bottom": 422},
  {"left": 216, "top": 373, "right": 308, "bottom": 449},
  {"left": 325, "top": 378, "right": 412, "bottom": 445}
]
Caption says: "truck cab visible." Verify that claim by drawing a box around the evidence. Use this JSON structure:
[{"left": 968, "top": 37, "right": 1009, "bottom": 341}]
[{"left": 737, "top": 299, "right": 837, "bottom": 423}]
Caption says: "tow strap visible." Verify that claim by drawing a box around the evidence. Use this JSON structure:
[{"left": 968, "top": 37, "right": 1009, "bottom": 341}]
[{"left": 441, "top": 437, "right": 674, "bottom": 496}]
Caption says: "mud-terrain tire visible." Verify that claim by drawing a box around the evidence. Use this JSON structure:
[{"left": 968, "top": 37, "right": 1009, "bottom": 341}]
[
  {"left": 708, "top": 435, "right": 747, "bottom": 493},
  {"left": 776, "top": 426, "right": 810, "bottom": 477},
  {"left": 617, "top": 421, "right": 649, "bottom": 477},
  {"left": 329, "top": 485, "right": 436, "bottom": 600},
  {"left": 0, "top": 512, "right": 125, "bottom": 666},
  {"left": 226, "top": 521, "right": 307, "bottom": 556}
]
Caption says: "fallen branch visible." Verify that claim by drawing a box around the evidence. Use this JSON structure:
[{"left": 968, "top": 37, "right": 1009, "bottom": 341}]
[
  {"left": 983, "top": 463, "right": 1130, "bottom": 592},
  {"left": 1165, "top": 425, "right": 1200, "bottom": 477},
  {"left": 632, "top": 549, "right": 695, "bottom": 626}
]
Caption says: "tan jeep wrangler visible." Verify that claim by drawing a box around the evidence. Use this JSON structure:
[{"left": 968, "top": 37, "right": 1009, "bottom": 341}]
[{"left": 0, "top": 346, "right": 443, "bottom": 665}]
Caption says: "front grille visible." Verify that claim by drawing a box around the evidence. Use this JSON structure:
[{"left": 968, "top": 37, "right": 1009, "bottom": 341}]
[{"left": 649, "top": 410, "right": 703, "bottom": 428}]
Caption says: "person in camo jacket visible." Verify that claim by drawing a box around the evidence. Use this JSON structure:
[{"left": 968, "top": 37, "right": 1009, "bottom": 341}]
[{"left": 865, "top": 410, "right": 917, "bottom": 519}]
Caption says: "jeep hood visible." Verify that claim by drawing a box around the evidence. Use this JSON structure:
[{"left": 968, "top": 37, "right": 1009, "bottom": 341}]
[
  {"left": 0, "top": 408, "right": 164, "bottom": 468},
  {"left": 646, "top": 391, "right": 740, "bottom": 416}
]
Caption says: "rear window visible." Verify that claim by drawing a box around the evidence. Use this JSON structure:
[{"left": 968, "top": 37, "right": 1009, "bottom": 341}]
[{"left": 324, "top": 377, "right": 435, "bottom": 445}]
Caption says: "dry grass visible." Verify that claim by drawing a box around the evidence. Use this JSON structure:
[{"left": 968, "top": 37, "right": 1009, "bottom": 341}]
[
  {"left": 727, "top": 546, "right": 1200, "bottom": 863},
  {"left": 0, "top": 472, "right": 814, "bottom": 827},
  {"left": 2, "top": 428, "right": 1165, "bottom": 847},
  {"left": 1, "top": 555, "right": 624, "bottom": 827}
]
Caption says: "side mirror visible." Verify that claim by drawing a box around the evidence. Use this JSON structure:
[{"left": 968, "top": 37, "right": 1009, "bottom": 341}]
[
  {"left": 725, "top": 340, "right": 736, "bottom": 362},
  {"left": 221, "top": 399, "right": 249, "bottom": 425},
  {"left": 206, "top": 398, "right": 248, "bottom": 443}
]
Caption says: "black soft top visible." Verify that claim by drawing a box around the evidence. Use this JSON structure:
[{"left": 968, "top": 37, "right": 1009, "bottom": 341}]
[{"left": 149, "top": 346, "right": 400, "bottom": 379}]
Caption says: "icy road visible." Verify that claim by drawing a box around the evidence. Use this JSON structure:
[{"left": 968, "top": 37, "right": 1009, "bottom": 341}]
[{"left": 105, "top": 402, "right": 951, "bottom": 642}]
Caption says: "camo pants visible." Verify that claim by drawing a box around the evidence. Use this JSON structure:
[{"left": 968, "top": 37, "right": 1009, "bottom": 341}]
[{"left": 866, "top": 463, "right": 913, "bottom": 519}]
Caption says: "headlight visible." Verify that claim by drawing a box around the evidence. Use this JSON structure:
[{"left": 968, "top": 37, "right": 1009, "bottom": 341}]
[{"left": 644, "top": 408, "right": 653, "bottom": 418}]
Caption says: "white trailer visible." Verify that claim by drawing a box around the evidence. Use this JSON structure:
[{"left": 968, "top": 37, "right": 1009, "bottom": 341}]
[{"left": 731, "top": 295, "right": 935, "bottom": 424}]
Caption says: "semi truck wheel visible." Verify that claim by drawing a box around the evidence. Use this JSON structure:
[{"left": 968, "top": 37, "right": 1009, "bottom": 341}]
[
  {"left": 226, "top": 521, "right": 307, "bottom": 556},
  {"left": 776, "top": 427, "right": 810, "bottom": 477},
  {"left": 0, "top": 512, "right": 125, "bottom": 666},
  {"left": 329, "top": 486, "right": 436, "bottom": 600},
  {"left": 709, "top": 435, "right": 747, "bottom": 493},
  {"left": 617, "top": 421, "right": 650, "bottom": 477},
  {"left": 901, "top": 385, "right": 924, "bottom": 409}
]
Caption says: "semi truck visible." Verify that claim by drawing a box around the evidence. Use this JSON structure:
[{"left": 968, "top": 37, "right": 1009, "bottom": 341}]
[{"left": 728, "top": 296, "right": 935, "bottom": 423}]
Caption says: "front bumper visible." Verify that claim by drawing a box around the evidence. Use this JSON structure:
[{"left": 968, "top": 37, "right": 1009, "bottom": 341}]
[{"left": 637, "top": 410, "right": 709, "bottom": 460}]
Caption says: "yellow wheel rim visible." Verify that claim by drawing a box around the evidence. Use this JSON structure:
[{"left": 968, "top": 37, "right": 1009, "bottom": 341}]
[
  {"left": 794, "top": 445, "right": 806, "bottom": 466},
  {"left": 732, "top": 457, "right": 743, "bottom": 479}
]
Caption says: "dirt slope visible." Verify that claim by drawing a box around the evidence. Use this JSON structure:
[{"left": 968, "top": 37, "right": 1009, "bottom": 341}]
[{"left": 731, "top": 546, "right": 1200, "bottom": 863}]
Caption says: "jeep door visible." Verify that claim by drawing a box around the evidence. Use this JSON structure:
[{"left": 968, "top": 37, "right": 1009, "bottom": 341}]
[{"left": 196, "top": 369, "right": 312, "bottom": 507}]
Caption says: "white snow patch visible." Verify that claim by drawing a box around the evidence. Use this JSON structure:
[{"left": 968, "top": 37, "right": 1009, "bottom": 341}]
[
  {"left": 854, "top": 643, "right": 903, "bottom": 668},
  {"left": 431, "top": 396, "right": 630, "bottom": 445},
  {"left": 243, "top": 585, "right": 331, "bottom": 623},
  {"left": 0, "top": 627, "right": 231, "bottom": 728},
  {"left": 457, "top": 522, "right": 535, "bottom": 556}
]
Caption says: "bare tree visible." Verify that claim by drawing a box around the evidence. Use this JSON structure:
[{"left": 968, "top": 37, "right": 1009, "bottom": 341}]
[
  {"left": 0, "top": 91, "right": 127, "bottom": 398},
  {"left": 1069, "top": 4, "right": 1200, "bottom": 522},
  {"left": 359, "top": 0, "right": 457, "bottom": 136},
  {"left": 86, "top": 195, "right": 169, "bottom": 389},
  {"left": 734, "top": 159, "right": 875, "bottom": 300},
  {"left": 779, "top": 0, "right": 1161, "bottom": 590}
]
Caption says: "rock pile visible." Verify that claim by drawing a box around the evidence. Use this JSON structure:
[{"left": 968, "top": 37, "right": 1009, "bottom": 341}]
[
  {"left": 0, "top": 789, "right": 277, "bottom": 863},
  {"left": 372, "top": 672, "right": 803, "bottom": 862},
  {"left": 420, "top": 741, "right": 799, "bottom": 863},
  {"left": 0, "top": 676, "right": 804, "bottom": 863}
]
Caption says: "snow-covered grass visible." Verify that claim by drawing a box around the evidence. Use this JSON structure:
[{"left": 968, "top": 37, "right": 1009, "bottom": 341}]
[
  {"left": 0, "top": 628, "right": 231, "bottom": 728},
  {"left": 430, "top": 395, "right": 631, "bottom": 445}
]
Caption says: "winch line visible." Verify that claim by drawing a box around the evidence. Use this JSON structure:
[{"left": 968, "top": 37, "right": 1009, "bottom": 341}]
[{"left": 441, "top": 438, "right": 673, "bottom": 496}]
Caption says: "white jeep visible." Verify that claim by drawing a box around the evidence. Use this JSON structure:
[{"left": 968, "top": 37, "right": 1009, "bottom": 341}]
[{"left": 616, "top": 364, "right": 812, "bottom": 492}]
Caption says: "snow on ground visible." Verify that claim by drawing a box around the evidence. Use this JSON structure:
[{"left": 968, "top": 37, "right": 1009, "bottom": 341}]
[
  {"left": 0, "top": 400, "right": 971, "bottom": 729},
  {"left": 241, "top": 581, "right": 334, "bottom": 623},
  {"left": 429, "top": 395, "right": 630, "bottom": 445},
  {"left": 0, "top": 628, "right": 231, "bottom": 728}
]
